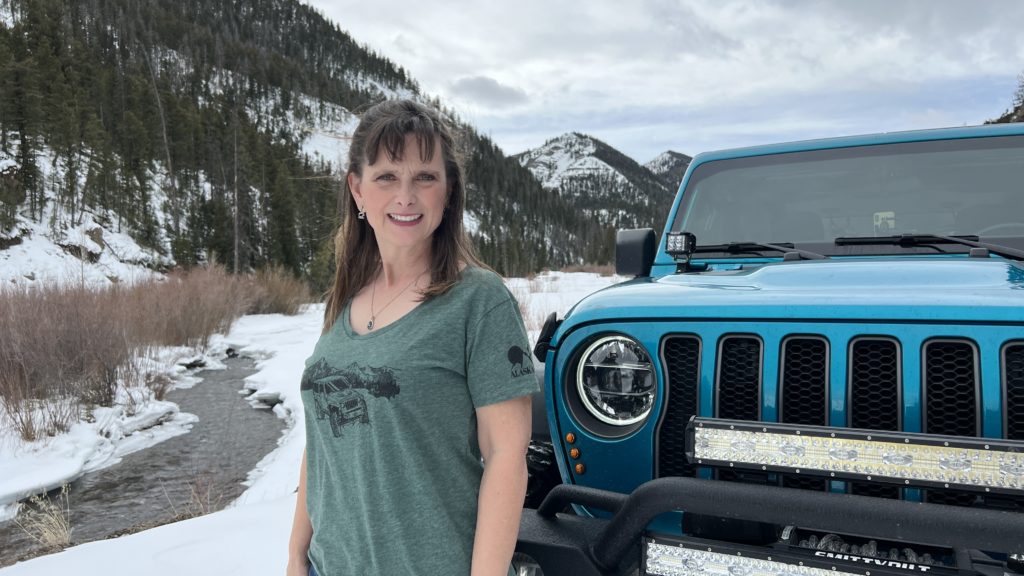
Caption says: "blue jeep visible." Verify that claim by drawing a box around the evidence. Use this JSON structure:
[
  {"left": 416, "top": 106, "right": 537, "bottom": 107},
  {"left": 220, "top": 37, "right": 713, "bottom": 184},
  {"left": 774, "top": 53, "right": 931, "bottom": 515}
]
[{"left": 516, "top": 124, "right": 1024, "bottom": 576}]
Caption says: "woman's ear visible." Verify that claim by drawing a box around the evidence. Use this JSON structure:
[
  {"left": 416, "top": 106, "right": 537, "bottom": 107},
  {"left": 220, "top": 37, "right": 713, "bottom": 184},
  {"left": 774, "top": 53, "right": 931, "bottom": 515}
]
[{"left": 348, "top": 172, "right": 362, "bottom": 204}]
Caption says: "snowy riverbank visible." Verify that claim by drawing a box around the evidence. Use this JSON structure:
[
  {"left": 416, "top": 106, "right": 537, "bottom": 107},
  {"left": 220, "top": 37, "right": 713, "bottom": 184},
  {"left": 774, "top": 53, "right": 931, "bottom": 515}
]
[{"left": 0, "top": 271, "right": 621, "bottom": 574}]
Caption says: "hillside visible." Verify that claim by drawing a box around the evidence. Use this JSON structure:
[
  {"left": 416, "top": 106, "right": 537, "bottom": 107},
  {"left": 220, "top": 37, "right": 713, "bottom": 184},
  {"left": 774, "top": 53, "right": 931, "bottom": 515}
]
[
  {"left": 990, "top": 102, "right": 1023, "bottom": 124},
  {"left": 516, "top": 133, "right": 677, "bottom": 260},
  {"left": 644, "top": 150, "right": 692, "bottom": 191},
  {"left": 0, "top": 0, "right": 600, "bottom": 282}
]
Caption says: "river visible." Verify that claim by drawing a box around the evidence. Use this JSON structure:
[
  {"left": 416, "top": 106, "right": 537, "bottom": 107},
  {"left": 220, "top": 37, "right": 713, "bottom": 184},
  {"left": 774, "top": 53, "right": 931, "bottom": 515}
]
[{"left": 0, "top": 357, "right": 285, "bottom": 567}]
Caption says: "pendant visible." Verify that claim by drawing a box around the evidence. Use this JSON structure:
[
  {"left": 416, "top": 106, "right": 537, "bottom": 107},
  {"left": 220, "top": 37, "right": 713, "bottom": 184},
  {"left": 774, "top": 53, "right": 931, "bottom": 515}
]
[{"left": 367, "top": 318, "right": 374, "bottom": 331}]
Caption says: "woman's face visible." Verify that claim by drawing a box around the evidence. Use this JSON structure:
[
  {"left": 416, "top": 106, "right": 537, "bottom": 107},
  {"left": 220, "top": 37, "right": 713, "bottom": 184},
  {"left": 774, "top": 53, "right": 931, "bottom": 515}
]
[{"left": 349, "top": 135, "right": 448, "bottom": 258}]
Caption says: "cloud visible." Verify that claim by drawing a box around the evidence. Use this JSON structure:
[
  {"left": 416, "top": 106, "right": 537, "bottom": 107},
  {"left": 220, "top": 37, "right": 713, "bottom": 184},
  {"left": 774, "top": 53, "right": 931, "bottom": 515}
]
[
  {"left": 305, "top": 0, "right": 1024, "bottom": 160},
  {"left": 449, "top": 76, "right": 529, "bottom": 107}
]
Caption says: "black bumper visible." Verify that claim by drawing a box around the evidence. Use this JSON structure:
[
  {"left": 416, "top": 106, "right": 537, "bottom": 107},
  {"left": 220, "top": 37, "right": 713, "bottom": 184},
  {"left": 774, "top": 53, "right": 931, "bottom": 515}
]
[{"left": 516, "top": 477, "right": 1024, "bottom": 576}]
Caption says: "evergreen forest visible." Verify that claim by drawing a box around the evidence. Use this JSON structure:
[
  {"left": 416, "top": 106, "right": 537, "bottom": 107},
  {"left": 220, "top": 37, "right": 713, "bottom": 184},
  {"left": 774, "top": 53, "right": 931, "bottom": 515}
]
[{"left": 0, "top": 0, "right": 610, "bottom": 285}]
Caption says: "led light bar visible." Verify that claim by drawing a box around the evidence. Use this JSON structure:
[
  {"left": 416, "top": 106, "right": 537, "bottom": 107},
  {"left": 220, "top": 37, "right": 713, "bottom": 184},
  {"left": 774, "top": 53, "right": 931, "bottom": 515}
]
[
  {"left": 686, "top": 417, "right": 1024, "bottom": 495},
  {"left": 644, "top": 537, "right": 944, "bottom": 576}
]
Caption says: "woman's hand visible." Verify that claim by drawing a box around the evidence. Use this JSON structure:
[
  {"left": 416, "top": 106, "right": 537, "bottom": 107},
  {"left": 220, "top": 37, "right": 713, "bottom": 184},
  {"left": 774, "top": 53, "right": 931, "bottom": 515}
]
[{"left": 286, "top": 555, "right": 309, "bottom": 576}]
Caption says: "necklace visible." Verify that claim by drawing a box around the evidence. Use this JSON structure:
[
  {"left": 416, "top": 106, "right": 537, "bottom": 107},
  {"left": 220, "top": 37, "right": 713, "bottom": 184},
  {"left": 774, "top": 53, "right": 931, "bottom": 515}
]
[{"left": 367, "top": 270, "right": 426, "bottom": 331}]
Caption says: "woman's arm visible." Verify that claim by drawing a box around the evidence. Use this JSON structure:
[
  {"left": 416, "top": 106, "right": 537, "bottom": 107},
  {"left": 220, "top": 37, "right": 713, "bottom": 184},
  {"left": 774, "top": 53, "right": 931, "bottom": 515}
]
[
  {"left": 471, "top": 395, "right": 532, "bottom": 576},
  {"left": 286, "top": 449, "right": 313, "bottom": 576}
]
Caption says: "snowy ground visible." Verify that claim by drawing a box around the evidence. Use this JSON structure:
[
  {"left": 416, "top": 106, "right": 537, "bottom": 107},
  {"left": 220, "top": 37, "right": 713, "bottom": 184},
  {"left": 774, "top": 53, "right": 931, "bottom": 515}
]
[{"left": 0, "top": 271, "right": 623, "bottom": 575}]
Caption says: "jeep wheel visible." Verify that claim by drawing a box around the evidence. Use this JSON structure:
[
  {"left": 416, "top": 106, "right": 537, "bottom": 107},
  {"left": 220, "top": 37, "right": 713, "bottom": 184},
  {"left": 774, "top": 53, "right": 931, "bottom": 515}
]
[
  {"left": 524, "top": 440, "right": 560, "bottom": 509},
  {"left": 329, "top": 406, "right": 343, "bottom": 437}
]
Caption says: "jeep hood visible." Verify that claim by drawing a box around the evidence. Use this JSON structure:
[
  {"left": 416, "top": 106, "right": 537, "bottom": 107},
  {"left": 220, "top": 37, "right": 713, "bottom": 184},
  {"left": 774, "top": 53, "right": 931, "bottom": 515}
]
[{"left": 560, "top": 259, "right": 1024, "bottom": 327}]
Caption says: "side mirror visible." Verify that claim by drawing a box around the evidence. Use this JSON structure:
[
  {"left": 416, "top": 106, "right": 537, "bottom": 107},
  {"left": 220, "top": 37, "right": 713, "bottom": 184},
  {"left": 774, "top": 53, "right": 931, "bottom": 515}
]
[
  {"left": 533, "top": 312, "right": 560, "bottom": 363},
  {"left": 615, "top": 228, "right": 656, "bottom": 277}
]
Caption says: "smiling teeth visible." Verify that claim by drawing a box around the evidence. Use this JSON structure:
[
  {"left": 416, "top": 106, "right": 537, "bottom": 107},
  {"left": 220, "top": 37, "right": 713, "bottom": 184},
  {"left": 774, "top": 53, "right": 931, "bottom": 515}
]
[{"left": 390, "top": 214, "right": 421, "bottom": 222}]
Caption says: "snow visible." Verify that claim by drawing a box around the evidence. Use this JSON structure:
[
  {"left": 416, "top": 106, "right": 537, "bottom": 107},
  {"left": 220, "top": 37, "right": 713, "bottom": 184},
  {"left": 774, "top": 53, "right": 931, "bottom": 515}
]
[
  {"left": 517, "top": 132, "right": 628, "bottom": 190},
  {"left": 0, "top": 144, "right": 169, "bottom": 287},
  {"left": 464, "top": 210, "right": 481, "bottom": 235},
  {"left": 0, "top": 216, "right": 165, "bottom": 287},
  {"left": 0, "top": 497, "right": 295, "bottom": 576},
  {"left": 0, "top": 271, "right": 624, "bottom": 574},
  {"left": 0, "top": 3, "right": 13, "bottom": 29},
  {"left": 0, "top": 54, "right": 368, "bottom": 289},
  {"left": 0, "top": 403, "right": 197, "bottom": 521},
  {"left": 644, "top": 151, "right": 678, "bottom": 175}
]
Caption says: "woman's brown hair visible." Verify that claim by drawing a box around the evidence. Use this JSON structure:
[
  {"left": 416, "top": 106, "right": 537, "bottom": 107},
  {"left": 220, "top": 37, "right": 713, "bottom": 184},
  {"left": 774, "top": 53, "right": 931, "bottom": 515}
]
[{"left": 322, "top": 100, "right": 486, "bottom": 332}]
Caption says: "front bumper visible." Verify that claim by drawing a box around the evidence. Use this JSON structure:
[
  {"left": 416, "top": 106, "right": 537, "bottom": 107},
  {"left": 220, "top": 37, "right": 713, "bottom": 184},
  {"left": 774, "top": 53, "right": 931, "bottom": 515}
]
[{"left": 515, "top": 477, "right": 1024, "bottom": 576}]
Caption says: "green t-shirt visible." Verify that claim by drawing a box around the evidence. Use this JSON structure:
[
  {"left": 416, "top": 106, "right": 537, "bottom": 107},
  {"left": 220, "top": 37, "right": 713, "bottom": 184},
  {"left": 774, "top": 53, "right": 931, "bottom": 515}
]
[{"left": 300, "top": 266, "right": 539, "bottom": 576}]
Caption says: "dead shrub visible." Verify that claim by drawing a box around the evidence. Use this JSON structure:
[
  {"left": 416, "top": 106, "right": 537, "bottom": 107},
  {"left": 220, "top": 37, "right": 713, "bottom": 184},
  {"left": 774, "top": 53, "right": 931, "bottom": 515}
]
[
  {"left": 162, "top": 473, "right": 225, "bottom": 521},
  {"left": 0, "top": 285, "right": 128, "bottom": 439},
  {"left": 15, "top": 484, "right": 73, "bottom": 551},
  {"left": 126, "top": 265, "right": 249, "bottom": 349},
  {"left": 0, "top": 264, "right": 252, "bottom": 441},
  {"left": 560, "top": 263, "right": 616, "bottom": 276},
  {"left": 145, "top": 372, "right": 174, "bottom": 402},
  {"left": 246, "top": 265, "right": 312, "bottom": 315}
]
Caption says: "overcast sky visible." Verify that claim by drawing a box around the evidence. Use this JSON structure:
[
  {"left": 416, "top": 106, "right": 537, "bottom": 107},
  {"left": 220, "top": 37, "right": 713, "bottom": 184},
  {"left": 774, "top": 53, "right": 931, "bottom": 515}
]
[{"left": 304, "top": 0, "right": 1024, "bottom": 163}]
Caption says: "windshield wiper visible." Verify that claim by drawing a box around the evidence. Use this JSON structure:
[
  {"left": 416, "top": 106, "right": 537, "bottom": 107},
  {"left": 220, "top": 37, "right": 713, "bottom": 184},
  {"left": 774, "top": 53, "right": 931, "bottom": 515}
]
[
  {"left": 693, "top": 242, "right": 829, "bottom": 260},
  {"left": 835, "top": 234, "right": 1024, "bottom": 261}
]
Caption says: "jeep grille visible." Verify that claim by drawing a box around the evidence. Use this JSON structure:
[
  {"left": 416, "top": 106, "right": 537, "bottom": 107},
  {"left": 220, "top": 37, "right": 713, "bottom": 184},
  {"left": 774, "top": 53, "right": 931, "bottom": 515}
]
[
  {"left": 779, "top": 337, "right": 829, "bottom": 491},
  {"left": 715, "top": 336, "right": 761, "bottom": 421},
  {"left": 1005, "top": 343, "right": 1024, "bottom": 441},
  {"left": 657, "top": 336, "right": 701, "bottom": 478},
  {"left": 656, "top": 331, "right": 1023, "bottom": 511},
  {"left": 848, "top": 338, "right": 901, "bottom": 499}
]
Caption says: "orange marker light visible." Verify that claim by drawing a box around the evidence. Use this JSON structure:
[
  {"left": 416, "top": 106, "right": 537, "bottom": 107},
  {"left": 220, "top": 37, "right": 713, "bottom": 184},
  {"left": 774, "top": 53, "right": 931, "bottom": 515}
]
[
  {"left": 574, "top": 463, "right": 586, "bottom": 474},
  {"left": 569, "top": 448, "right": 581, "bottom": 459},
  {"left": 565, "top": 432, "right": 576, "bottom": 444}
]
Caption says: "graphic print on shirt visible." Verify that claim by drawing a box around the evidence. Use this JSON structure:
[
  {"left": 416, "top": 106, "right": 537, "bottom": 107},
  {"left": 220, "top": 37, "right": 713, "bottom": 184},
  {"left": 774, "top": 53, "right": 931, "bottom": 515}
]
[
  {"left": 507, "top": 346, "right": 534, "bottom": 378},
  {"left": 301, "top": 358, "right": 401, "bottom": 438}
]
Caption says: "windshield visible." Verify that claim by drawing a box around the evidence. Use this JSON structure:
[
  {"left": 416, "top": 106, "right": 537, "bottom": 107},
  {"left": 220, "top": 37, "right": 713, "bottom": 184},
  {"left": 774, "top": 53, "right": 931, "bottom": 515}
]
[{"left": 673, "top": 135, "right": 1024, "bottom": 253}]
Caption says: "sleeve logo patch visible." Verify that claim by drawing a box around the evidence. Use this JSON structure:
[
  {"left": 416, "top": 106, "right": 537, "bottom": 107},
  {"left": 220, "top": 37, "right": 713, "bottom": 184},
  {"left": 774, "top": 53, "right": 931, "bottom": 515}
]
[{"left": 508, "top": 346, "right": 534, "bottom": 378}]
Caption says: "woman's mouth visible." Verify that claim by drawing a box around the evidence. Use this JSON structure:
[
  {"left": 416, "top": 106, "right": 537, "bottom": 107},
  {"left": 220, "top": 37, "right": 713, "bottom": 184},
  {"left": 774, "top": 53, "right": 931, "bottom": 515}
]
[{"left": 388, "top": 213, "right": 423, "bottom": 224}]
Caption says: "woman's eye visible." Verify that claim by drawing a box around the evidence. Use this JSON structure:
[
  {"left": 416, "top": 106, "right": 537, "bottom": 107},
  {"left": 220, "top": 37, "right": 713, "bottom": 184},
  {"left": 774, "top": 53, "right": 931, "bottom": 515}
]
[
  {"left": 375, "top": 174, "right": 396, "bottom": 182},
  {"left": 416, "top": 174, "right": 437, "bottom": 182}
]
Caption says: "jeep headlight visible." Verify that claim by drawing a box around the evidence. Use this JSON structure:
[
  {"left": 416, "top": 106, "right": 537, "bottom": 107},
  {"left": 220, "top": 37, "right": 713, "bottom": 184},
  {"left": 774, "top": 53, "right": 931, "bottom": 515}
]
[{"left": 576, "top": 335, "right": 656, "bottom": 426}]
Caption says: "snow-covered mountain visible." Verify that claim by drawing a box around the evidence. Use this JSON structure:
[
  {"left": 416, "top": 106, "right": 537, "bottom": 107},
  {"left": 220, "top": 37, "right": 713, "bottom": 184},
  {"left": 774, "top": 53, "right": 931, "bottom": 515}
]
[
  {"left": 515, "top": 132, "right": 676, "bottom": 233},
  {"left": 644, "top": 150, "right": 692, "bottom": 191},
  {"left": 0, "top": 0, "right": 594, "bottom": 280}
]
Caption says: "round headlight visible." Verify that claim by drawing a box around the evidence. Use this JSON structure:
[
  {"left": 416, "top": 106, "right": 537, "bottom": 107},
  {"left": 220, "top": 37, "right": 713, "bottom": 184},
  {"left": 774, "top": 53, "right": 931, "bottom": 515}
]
[{"left": 576, "top": 335, "right": 655, "bottom": 426}]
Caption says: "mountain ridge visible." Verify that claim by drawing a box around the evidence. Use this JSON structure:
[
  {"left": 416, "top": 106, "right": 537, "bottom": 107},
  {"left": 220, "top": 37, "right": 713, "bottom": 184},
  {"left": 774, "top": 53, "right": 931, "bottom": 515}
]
[
  {"left": 0, "top": 0, "right": 630, "bottom": 281},
  {"left": 515, "top": 132, "right": 679, "bottom": 253}
]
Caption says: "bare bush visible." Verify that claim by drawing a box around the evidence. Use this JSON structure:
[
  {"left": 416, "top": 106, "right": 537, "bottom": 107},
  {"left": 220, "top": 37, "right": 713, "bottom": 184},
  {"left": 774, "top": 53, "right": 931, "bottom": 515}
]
[
  {"left": 0, "top": 285, "right": 129, "bottom": 439},
  {"left": 161, "top": 473, "right": 225, "bottom": 521},
  {"left": 15, "top": 485, "right": 73, "bottom": 551},
  {"left": 127, "top": 266, "right": 250, "bottom": 350},
  {"left": 246, "top": 265, "right": 312, "bottom": 315},
  {"left": 560, "top": 263, "right": 615, "bottom": 276},
  {"left": 0, "top": 264, "right": 253, "bottom": 440}
]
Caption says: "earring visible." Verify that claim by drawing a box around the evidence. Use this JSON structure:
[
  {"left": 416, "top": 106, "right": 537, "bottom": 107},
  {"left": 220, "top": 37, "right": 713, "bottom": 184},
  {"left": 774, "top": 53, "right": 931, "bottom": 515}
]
[{"left": 357, "top": 207, "right": 366, "bottom": 220}]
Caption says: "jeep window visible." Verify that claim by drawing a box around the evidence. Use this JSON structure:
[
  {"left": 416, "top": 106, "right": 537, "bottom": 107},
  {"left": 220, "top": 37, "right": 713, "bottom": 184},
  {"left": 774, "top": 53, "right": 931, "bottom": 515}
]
[{"left": 672, "top": 135, "right": 1024, "bottom": 256}]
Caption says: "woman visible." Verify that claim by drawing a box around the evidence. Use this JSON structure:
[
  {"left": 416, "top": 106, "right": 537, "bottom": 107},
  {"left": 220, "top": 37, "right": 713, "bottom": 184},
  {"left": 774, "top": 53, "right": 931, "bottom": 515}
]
[{"left": 287, "top": 100, "right": 537, "bottom": 576}]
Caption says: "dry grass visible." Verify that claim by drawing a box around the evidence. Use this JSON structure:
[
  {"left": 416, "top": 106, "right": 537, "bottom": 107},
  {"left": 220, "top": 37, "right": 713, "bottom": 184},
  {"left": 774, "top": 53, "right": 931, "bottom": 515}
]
[
  {"left": 125, "top": 266, "right": 251, "bottom": 349},
  {"left": 559, "top": 263, "right": 616, "bottom": 276},
  {"left": 161, "top": 473, "right": 225, "bottom": 521},
  {"left": 0, "top": 265, "right": 265, "bottom": 441},
  {"left": 14, "top": 485, "right": 73, "bottom": 552},
  {"left": 0, "top": 285, "right": 132, "bottom": 440},
  {"left": 509, "top": 282, "right": 556, "bottom": 333},
  {"left": 245, "top": 265, "right": 312, "bottom": 315}
]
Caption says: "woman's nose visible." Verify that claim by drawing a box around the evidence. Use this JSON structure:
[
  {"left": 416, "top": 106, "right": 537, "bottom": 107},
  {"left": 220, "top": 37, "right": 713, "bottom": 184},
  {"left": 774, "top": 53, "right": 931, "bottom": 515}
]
[{"left": 395, "top": 179, "right": 417, "bottom": 205}]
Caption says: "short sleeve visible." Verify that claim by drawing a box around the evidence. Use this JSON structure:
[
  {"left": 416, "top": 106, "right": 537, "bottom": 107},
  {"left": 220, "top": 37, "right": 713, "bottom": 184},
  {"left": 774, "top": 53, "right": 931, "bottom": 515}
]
[{"left": 466, "top": 295, "right": 540, "bottom": 408}]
